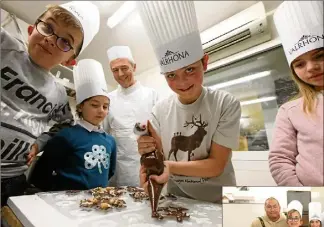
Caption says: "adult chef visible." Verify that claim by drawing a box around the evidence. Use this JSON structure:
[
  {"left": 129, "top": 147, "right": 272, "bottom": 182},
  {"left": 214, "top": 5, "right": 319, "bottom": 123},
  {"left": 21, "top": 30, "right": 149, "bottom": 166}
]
[{"left": 105, "top": 46, "right": 159, "bottom": 186}]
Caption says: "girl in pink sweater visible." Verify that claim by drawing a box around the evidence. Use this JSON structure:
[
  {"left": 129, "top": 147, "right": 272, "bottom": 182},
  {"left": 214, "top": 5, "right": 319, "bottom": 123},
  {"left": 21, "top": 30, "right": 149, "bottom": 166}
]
[{"left": 269, "top": 1, "right": 323, "bottom": 186}]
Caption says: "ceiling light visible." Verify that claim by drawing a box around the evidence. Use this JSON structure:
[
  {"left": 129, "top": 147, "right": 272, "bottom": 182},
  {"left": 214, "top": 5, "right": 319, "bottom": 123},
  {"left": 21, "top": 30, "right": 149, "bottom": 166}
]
[
  {"left": 209, "top": 71, "right": 271, "bottom": 90},
  {"left": 107, "top": 1, "right": 136, "bottom": 28},
  {"left": 240, "top": 96, "right": 277, "bottom": 106}
]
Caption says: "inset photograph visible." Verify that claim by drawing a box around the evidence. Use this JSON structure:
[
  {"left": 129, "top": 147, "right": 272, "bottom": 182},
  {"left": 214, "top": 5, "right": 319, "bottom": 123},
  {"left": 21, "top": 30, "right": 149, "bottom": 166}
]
[{"left": 223, "top": 187, "right": 324, "bottom": 227}]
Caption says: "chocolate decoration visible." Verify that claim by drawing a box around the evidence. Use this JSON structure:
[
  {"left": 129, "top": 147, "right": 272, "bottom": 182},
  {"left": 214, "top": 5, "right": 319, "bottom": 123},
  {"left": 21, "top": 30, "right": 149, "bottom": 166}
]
[
  {"left": 80, "top": 187, "right": 127, "bottom": 211},
  {"left": 127, "top": 186, "right": 149, "bottom": 202},
  {"left": 129, "top": 191, "right": 149, "bottom": 202},
  {"left": 78, "top": 186, "right": 190, "bottom": 222},
  {"left": 89, "top": 186, "right": 126, "bottom": 197},
  {"left": 126, "top": 186, "right": 145, "bottom": 193},
  {"left": 155, "top": 206, "right": 190, "bottom": 222},
  {"left": 140, "top": 150, "right": 165, "bottom": 216}
]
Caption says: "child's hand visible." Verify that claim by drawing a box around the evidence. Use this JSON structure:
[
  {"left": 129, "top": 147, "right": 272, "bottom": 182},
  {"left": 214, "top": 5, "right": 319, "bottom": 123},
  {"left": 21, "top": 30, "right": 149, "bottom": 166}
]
[
  {"left": 149, "top": 160, "right": 170, "bottom": 184},
  {"left": 137, "top": 120, "right": 162, "bottom": 155},
  {"left": 139, "top": 161, "right": 170, "bottom": 193},
  {"left": 137, "top": 135, "right": 156, "bottom": 155},
  {"left": 27, "top": 144, "right": 38, "bottom": 166}
]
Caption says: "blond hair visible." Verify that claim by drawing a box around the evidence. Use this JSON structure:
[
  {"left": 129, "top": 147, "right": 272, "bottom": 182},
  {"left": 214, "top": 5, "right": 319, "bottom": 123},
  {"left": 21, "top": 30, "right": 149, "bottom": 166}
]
[
  {"left": 290, "top": 67, "right": 318, "bottom": 114},
  {"left": 38, "top": 4, "right": 84, "bottom": 56},
  {"left": 287, "top": 209, "right": 302, "bottom": 219}
]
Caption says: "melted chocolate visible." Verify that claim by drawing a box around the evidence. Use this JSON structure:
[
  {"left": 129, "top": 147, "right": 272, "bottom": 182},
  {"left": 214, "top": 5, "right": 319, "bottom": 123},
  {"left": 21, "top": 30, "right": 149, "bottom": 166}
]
[{"left": 140, "top": 151, "right": 164, "bottom": 176}]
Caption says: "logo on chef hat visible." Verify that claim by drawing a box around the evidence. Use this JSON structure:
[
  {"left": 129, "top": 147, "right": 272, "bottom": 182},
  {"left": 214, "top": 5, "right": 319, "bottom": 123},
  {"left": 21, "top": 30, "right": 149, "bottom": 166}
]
[
  {"left": 165, "top": 50, "right": 175, "bottom": 57},
  {"left": 160, "top": 49, "right": 190, "bottom": 66},
  {"left": 289, "top": 34, "right": 324, "bottom": 55},
  {"left": 67, "top": 5, "right": 84, "bottom": 20},
  {"left": 299, "top": 35, "right": 312, "bottom": 42}
]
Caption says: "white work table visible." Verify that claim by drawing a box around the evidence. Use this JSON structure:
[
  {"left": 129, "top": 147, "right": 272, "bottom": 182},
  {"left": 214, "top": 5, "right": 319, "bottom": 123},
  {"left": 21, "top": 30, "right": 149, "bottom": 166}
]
[{"left": 8, "top": 190, "right": 222, "bottom": 227}]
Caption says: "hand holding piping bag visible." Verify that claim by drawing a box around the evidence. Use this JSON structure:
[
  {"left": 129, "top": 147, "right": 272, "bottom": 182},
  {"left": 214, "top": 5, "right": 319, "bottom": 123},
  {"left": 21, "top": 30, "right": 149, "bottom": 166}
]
[{"left": 135, "top": 120, "right": 169, "bottom": 217}]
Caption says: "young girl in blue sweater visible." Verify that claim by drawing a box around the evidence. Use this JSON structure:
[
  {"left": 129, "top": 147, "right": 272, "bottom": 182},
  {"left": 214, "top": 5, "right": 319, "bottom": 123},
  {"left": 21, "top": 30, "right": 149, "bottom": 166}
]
[{"left": 30, "top": 59, "right": 116, "bottom": 191}]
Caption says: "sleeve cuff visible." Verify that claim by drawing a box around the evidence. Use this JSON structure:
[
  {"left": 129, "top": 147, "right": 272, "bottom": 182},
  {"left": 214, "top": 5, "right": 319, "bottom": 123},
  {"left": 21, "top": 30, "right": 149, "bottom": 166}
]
[{"left": 34, "top": 134, "right": 52, "bottom": 152}]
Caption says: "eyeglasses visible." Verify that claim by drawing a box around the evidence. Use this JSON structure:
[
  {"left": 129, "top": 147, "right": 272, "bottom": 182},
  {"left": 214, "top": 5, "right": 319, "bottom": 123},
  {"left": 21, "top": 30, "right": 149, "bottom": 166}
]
[
  {"left": 35, "top": 19, "right": 75, "bottom": 53},
  {"left": 288, "top": 217, "right": 301, "bottom": 222}
]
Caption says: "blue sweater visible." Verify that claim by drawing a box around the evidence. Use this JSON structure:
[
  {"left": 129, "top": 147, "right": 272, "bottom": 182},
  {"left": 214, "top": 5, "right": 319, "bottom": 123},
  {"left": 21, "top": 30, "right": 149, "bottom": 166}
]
[{"left": 30, "top": 125, "right": 116, "bottom": 191}]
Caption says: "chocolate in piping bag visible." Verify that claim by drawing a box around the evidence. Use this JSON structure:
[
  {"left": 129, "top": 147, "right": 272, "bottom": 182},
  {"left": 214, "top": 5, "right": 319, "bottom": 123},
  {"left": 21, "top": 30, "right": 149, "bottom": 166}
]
[
  {"left": 135, "top": 121, "right": 165, "bottom": 217},
  {"left": 140, "top": 150, "right": 164, "bottom": 217}
]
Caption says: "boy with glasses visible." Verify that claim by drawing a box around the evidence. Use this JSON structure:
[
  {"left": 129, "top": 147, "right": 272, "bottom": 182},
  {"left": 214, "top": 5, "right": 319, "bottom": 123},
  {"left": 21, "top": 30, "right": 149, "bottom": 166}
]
[
  {"left": 1, "top": 1, "right": 100, "bottom": 206},
  {"left": 286, "top": 200, "right": 303, "bottom": 227}
]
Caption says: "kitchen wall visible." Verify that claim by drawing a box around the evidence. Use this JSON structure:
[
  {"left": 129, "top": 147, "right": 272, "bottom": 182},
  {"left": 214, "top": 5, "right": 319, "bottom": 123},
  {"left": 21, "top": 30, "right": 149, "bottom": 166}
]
[{"left": 136, "top": 8, "right": 280, "bottom": 100}]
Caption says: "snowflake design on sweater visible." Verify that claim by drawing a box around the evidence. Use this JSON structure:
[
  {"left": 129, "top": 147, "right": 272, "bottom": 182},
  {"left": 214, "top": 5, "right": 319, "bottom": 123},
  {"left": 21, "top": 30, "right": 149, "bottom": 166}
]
[{"left": 84, "top": 145, "right": 109, "bottom": 174}]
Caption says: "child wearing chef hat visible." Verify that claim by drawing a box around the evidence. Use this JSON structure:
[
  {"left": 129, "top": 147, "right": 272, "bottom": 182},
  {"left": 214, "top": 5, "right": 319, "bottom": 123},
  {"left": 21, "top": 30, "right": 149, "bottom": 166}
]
[
  {"left": 309, "top": 202, "right": 322, "bottom": 227},
  {"left": 136, "top": 1, "right": 241, "bottom": 203},
  {"left": 29, "top": 59, "right": 116, "bottom": 191},
  {"left": 287, "top": 200, "right": 304, "bottom": 227},
  {"left": 1, "top": 1, "right": 100, "bottom": 206},
  {"left": 269, "top": 1, "right": 323, "bottom": 187},
  {"left": 27, "top": 1, "right": 101, "bottom": 160}
]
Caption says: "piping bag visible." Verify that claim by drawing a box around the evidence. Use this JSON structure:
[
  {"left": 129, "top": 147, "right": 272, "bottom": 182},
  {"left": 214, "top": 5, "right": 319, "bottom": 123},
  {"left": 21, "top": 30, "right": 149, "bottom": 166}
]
[{"left": 134, "top": 121, "right": 165, "bottom": 217}]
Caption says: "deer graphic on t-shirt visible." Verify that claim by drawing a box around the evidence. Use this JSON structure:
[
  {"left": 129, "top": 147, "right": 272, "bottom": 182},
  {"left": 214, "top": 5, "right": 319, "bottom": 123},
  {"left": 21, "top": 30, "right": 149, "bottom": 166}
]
[{"left": 168, "top": 114, "right": 208, "bottom": 161}]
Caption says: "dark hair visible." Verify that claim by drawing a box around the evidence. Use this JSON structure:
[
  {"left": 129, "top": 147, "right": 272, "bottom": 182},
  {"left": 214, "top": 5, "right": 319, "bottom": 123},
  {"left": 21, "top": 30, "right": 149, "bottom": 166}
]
[
  {"left": 308, "top": 220, "right": 322, "bottom": 227},
  {"left": 76, "top": 97, "right": 91, "bottom": 119},
  {"left": 76, "top": 96, "right": 110, "bottom": 118}
]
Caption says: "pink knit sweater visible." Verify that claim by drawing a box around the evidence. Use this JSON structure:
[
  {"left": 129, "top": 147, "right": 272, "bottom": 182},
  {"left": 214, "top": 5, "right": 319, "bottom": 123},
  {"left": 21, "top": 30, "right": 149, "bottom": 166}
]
[{"left": 269, "top": 94, "right": 323, "bottom": 186}]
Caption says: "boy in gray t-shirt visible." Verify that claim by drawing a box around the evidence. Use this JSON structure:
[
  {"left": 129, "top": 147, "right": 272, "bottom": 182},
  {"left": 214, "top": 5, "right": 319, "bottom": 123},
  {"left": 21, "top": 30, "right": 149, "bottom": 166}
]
[
  {"left": 136, "top": 2, "right": 241, "bottom": 203},
  {"left": 1, "top": 1, "right": 100, "bottom": 206}
]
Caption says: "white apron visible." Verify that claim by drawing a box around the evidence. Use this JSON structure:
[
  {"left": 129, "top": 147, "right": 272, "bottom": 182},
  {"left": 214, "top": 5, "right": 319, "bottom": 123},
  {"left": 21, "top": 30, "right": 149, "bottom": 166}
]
[{"left": 105, "top": 82, "right": 158, "bottom": 186}]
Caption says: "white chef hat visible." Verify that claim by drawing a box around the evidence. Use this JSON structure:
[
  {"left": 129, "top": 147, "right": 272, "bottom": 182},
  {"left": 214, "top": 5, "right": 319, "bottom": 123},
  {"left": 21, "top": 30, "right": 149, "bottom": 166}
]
[
  {"left": 321, "top": 212, "right": 324, "bottom": 223},
  {"left": 287, "top": 200, "right": 303, "bottom": 217},
  {"left": 136, "top": 1, "right": 204, "bottom": 74},
  {"left": 59, "top": 1, "right": 100, "bottom": 54},
  {"left": 309, "top": 202, "right": 322, "bottom": 222},
  {"left": 107, "top": 46, "right": 135, "bottom": 64},
  {"left": 273, "top": 1, "right": 323, "bottom": 66},
  {"left": 73, "top": 59, "right": 109, "bottom": 105}
]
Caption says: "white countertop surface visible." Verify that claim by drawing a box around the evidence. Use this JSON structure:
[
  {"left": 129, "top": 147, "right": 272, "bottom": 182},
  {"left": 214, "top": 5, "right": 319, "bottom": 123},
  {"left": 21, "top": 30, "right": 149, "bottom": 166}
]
[{"left": 8, "top": 190, "right": 223, "bottom": 227}]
